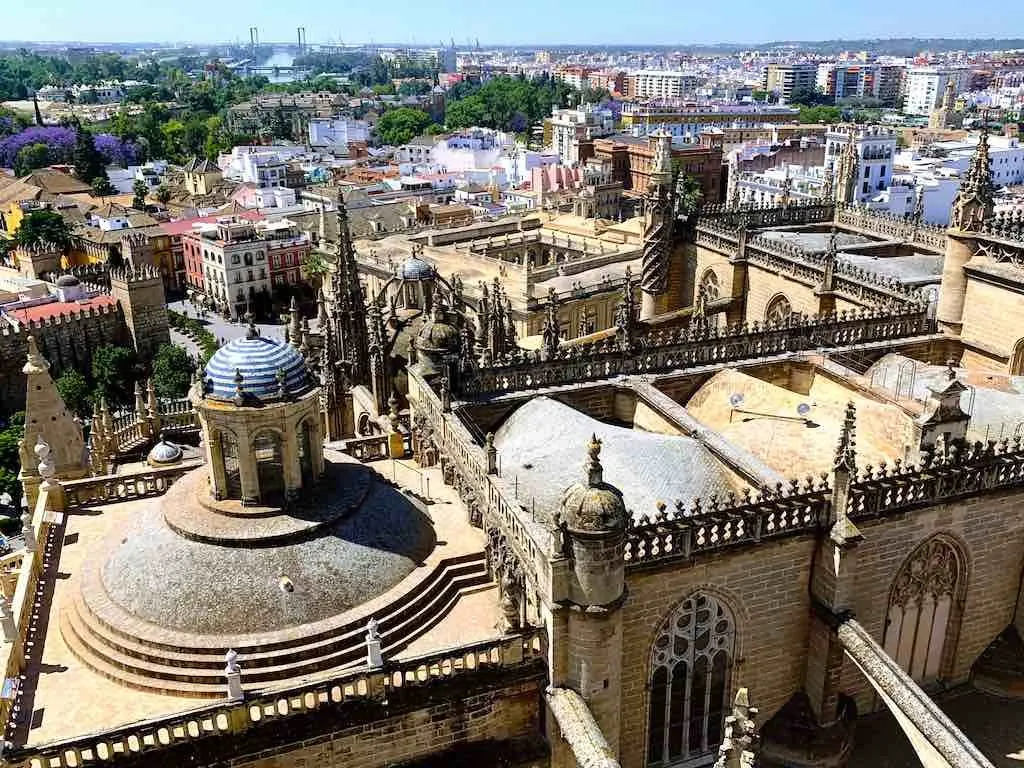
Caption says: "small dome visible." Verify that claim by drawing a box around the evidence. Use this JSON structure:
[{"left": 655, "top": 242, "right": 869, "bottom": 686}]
[
  {"left": 148, "top": 435, "right": 183, "bottom": 467},
  {"left": 416, "top": 305, "right": 460, "bottom": 353},
  {"left": 204, "top": 326, "right": 310, "bottom": 403},
  {"left": 400, "top": 254, "right": 435, "bottom": 280},
  {"left": 56, "top": 274, "right": 80, "bottom": 288},
  {"left": 560, "top": 435, "right": 628, "bottom": 533}
]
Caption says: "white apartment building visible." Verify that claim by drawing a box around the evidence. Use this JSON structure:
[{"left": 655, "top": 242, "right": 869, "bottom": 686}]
[
  {"left": 903, "top": 67, "right": 969, "bottom": 116},
  {"left": 630, "top": 70, "right": 702, "bottom": 100},
  {"left": 548, "top": 104, "right": 615, "bottom": 164},
  {"left": 824, "top": 125, "right": 898, "bottom": 201},
  {"left": 308, "top": 117, "right": 370, "bottom": 152},
  {"left": 220, "top": 146, "right": 303, "bottom": 187}
]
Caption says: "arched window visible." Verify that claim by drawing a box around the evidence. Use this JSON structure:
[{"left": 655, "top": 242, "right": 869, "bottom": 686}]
[
  {"left": 647, "top": 592, "right": 736, "bottom": 767},
  {"left": 883, "top": 536, "right": 965, "bottom": 684},
  {"left": 219, "top": 431, "right": 241, "bottom": 498},
  {"left": 699, "top": 269, "right": 720, "bottom": 302},
  {"left": 1011, "top": 338, "right": 1024, "bottom": 376},
  {"left": 765, "top": 294, "right": 792, "bottom": 325},
  {"left": 253, "top": 430, "right": 284, "bottom": 502}
]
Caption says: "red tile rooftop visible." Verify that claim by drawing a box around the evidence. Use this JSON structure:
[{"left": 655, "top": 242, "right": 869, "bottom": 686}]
[{"left": 8, "top": 295, "right": 117, "bottom": 323}]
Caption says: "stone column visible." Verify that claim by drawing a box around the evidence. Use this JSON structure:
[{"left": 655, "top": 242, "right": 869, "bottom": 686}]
[
  {"left": 237, "top": 438, "right": 259, "bottom": 506},
  {"left": 282, "top": 428, "right": 302, "bottom": 501}
]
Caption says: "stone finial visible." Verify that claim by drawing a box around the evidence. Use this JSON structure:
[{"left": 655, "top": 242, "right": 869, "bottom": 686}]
[
  {"left": 23, "top": 335, "right": 48, "bottom": 375},
  {"left": 35, "top": 436, "right": 56, "bottom": 486},
  {"left": 134, "top": 380, "right": 146, "bottom": 418},
  {"left": 586, "top": 434, "right": 603, "bottom": 487},
  {"left": 275, "top": 368, "right": 287, "bottom": 400},
  {"left": 21, "top": 507, "right": 36, "bottom": 553},
  {"left": 387, "top": 392, "right": 400, "bottom": 431},
  {"left": 713, "top": 688, "right": 759, "bottom": 768},
  {"left": 244, "top": 312, "right": 258, "bottom": 340},
  {"left": 365, "top": 618, "right": 383, "bottom": 667},
  {"left": 485, "top": 432, "right": 497, "bottom": 475},
  {"left": 833, "top": 402, "right": 857, "bottom": 474},
  {"left": 0, "top": 595, "right": 16, "bottom": 642}
]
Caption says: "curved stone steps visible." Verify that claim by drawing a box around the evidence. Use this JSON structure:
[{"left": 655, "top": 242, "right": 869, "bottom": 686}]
[{"left": 61, "top": 553, "right": 491, "bottom": 697}]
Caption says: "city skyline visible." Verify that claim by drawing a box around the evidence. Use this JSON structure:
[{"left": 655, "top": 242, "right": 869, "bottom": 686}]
[{"left": 5, "top": 0, "right": 1024, "bottom": 47}]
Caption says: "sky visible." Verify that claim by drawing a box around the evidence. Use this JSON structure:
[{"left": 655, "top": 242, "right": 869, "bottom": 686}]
[{"left": 4, "top": 0, "right": 1024, "bottom": 46}]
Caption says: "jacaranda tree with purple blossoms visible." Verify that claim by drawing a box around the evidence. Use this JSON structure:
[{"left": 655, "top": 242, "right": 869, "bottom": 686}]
[{"left": 0, "top": 126, "right": 137, "bottom": 171}]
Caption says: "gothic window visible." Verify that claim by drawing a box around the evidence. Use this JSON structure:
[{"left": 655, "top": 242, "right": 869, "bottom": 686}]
[
  {"left": 647, "top": 593, "right": 735, "bottom": 767},
  {"left": 699, "top": 269, "right": 720, "bottom": 302},
  {"left": 883, "top": 536, "right": 964, "bottom": 684},
  {"left": 764, "top": 294, "right": 792, "bottom": 325}
]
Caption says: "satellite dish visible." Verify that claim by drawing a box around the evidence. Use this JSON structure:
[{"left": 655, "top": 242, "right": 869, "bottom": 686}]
[
  {"left": 797, "top": 403, "right": 811, "bottom": 416},
  {"left": 729, "top": 393, "right": 744, "bottom": 407}
]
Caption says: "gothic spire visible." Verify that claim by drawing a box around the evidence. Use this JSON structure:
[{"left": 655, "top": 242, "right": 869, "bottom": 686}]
[
  {"left": 951, "top": 119, "right": 995, "bottom": 232},
  {"left": 833, "top": 401, "right": 857, "bottom": 474}
]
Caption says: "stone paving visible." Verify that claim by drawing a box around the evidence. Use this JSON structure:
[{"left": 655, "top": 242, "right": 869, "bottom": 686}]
[
  {"left": 848, "top": 687, "right": 1024, "bottom": 768},
  {"left": 23, "top": 455, "right": 502, "bottom": 747}
]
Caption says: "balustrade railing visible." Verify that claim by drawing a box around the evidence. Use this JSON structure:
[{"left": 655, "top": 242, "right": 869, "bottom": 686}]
[
  {"left": 342, "top": 434, "right": 390, "bottom": 462},
  {"left": 460, "top": 307, "right": 933, "bottom": 397},
  {"left": 62, "top": 461, "right": 202, "bottom": 508},
  {"left": 847, "top": 438, "right": 1024, "bottom": 520},
  {"left": 624, "top": 480, "right": 829, "bottom": 567},
  {"left": 6, "top": 630, "right": 546, "bottom": 768}
]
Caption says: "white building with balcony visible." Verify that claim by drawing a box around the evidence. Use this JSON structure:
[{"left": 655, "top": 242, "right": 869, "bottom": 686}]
[
  {"left": 903, "top": 67, "right": 969, "bottom": 116},
  {"left": 308, "top": 117, "right": 370, "bottom": 152},
  {"left": 825, "top": 126, "right": 897, "bottom": 202},
  {"left": 548, "top": 104, "right": 615, "bottom": 164}
]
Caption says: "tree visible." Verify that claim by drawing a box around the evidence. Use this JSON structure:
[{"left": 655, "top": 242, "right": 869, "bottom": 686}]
[
  {"left": 56, "top": 369, "right": 92, "bottom": 419},
  {"left": 0, "top": 413, "right": 24, "bottom": 507},
  {"left": 789, "top": 87, "right": 833, "bottom": 107},
  {"left": 13, "top": 142, "right": 50, "bottom": 176},
  {"left": 15, "top": 209, "right": 72, "bottom": 251},
  {"left": 151, "top": 344, "right": 194, "bottom": 399},
  {"left": 132, "top": 179, "right": 148, "bottom": 210},
  {"left": 91, "top": 175, "right": 116, "bottom": 197},
  {"left": 398, "top": 80, "right": 431, "bottom": 97},
  {"left": 72, "top": 123, "right": 107, "bottom": 184},
  {"left": 155, "top": 184, "right": 171, "bottom": 204},
  {"left": 376, "top": 107, "right": 432, "bottom": 146},
  {"left": 91, "top": 345, "right": 139, "bottom": 408}
]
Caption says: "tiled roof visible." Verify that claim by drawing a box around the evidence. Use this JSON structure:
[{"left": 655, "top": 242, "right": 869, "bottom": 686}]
[{"left": 7, "top": 295, "right": 117, "bottom": 323}]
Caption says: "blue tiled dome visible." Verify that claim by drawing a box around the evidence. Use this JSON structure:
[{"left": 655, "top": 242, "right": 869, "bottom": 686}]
[
  {"left": 204, "top": 335, "right": 310, "bottom": 402},
  {"left": 400, "top": 255, "right": 435, "bottom": 280}
]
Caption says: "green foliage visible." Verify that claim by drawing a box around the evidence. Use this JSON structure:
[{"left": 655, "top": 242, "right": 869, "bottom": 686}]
[
  {"left": 789, "top": 87, "right": 835, "bottom": 107},
  {"left": 132, "top": 179, "right": 148, "bottom": 210},
  {"left": 376, "top": 107, "right": 433, "bottom": 146},
  {"left": 0, "top": 413, "right": 25, "bottom": 506},
  {"left": 56, "top": 369, "right": 92, "bottom": 419},
  {"left": 168, "top": 310, "right": 218, "bottom": 363},
  {"left": 72, "top": 122, "right": 108, "bottom": 184},
  {"left": 444, "top": 74, "right": 575, "bottom": 133},
  {"left": 797, "top": 105, "right": 842, "bottom": 124},
  {"left": 91, "top": 175, "right": 116, "bottom": 197},
  {"left": 90, "top": 345, "right": 140, "bottom": 408},
  {"left": 15, "top": 210, "right": 73, "bottom": 251},
  {"left": 154, "top": 183, "right": 171, "bottom": 204},
  {"left": 151, "top": 344, "right": 195, "bottom": 399},
  {"left": 14, "top": 142, "right": 51, "bottom": 176},
  {"left": 398, "top": 80, "right": 432, "bottom": 97},
  {"left": 372, "top": 83, "right": 396, "bottom": 96}
]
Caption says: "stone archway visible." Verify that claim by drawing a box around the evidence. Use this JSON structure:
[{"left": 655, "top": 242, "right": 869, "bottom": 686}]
[
  {"left": 765, "top": 294, "right": 793, "bottom": 326},
  {"left": 253, "top": 430, "right": 285, "bottom": 503},
  {"left": 1011, "top": 338, "right": 1024, "bottom": 376}
]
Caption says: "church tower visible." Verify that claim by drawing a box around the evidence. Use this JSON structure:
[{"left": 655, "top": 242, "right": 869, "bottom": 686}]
[
  {"left": 929, "top": 78, "right": 957, "bottom": 130},
  {"left": 109, "top": 263, "right": 170, "bottom": 358},
  {"left": 834, "top": 129, "right": 859, "bottom": 206},
  {"left": 640, "top": 131, "right": 675, "bottom": 320}
]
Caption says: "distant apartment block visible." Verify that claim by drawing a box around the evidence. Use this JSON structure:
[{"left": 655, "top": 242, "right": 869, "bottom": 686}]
[{"left": 903, "top": 67, "right": 969, "bottom": 116}]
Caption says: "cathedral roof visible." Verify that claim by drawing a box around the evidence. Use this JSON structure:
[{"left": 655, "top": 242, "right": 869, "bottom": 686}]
[
  {"left": 399, "top": 254, "right": 435, "bottom": 280},
  {"left": 204, "top": 331, "right": 311, "bottom": 402}
]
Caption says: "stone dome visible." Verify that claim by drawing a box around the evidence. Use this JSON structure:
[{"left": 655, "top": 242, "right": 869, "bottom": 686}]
[
  {"left": 204, "top": 328, "right": 310, "bottom": 402},
  {"left": 56, "top": 274, "right": 80, "bottom": 288},
  {"left": 147, "top": 435, "right": 183, "bottom": 467},
  {"left": 416, "top": 305, "right": 460, "bottom": 353},
  {"left": 400, "top": 254, "right": 435, "bottom": 280},
  {"left": 560, "top": 435, "right": 628, "bottom": 533}
]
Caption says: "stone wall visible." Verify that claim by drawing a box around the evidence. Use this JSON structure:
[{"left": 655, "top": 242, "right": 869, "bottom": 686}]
[
  {"left": 110, "top": 269, "right": 171, "bottom": 360},
  {"left": 960, "top": 273, "right": 1024, "bottom": 370},
  {"left": 744, "top": 262, "right": 820, "bottom": 323},
  {"left": 838, "top": 488, "right": 1024, "bottom": 713},
  {"left": 0, "top": 307, "right": 127, "bottom": 416},
  {"left": 618, "top": 535, "right": 817, "bottom": 768}
]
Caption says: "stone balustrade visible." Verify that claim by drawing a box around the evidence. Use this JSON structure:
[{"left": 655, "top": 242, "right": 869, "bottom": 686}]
[
  {"left": 342, "top": 434, "right": 390, "bottom": 462},
  {"left": 4, "top": 630, "right": 546, "bottom": 768},
  {"left": 62, "top": 461, "right": 203, "bottom": 508},
  {"left": 460, "top": 306, "right": 933, "bottom": 397},
  {"left": 624, "top": 480, "right": 830, "bottom": 567}
]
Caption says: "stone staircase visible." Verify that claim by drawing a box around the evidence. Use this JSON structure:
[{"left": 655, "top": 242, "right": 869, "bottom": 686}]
[{"left": 60, "top": 551, "right": 491, "bottom": 698}]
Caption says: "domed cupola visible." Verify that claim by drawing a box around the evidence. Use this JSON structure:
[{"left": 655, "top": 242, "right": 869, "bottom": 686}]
[
  {"left": 560, "top": 434, "right": 629, "bottom": 533},
  {"left": 413, "top": 301, "right": 461, "bottom": 379},
  {"left": 203, "top": 319, "right": 311, "bottom": 404},
  {"left": 147, "top": 433, "right": 183, "bottom": 467},
  {"left": 399, "top": 252, "right": 436, "bottom": 280}
]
